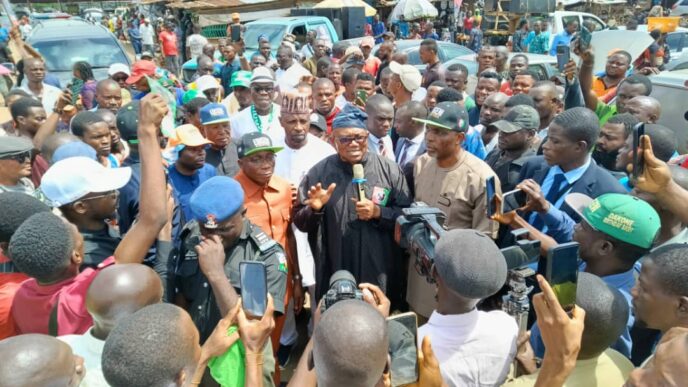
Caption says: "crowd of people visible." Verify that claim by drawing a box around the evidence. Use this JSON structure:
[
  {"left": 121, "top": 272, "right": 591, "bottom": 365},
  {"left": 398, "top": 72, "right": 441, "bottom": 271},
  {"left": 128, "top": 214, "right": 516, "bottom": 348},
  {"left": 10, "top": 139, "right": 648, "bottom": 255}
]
[{"left": 0, "top": 4, "right": 687, "bottom": 387}]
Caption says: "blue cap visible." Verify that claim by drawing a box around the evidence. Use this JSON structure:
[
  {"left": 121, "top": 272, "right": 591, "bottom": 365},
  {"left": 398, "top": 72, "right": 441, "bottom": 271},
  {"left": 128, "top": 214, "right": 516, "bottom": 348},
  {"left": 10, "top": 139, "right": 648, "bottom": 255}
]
[
  {"left": 51, "top": 142, "right": 97, "bottom": 164},
  {"left": 332, "top": 104, "right": 367, "bottom": 130},
  {"left": 200, "top": 103, "right": 230, "bottom": 125},
  {"left": 189, "top": 176, "right": 245, "bottom": 228}
]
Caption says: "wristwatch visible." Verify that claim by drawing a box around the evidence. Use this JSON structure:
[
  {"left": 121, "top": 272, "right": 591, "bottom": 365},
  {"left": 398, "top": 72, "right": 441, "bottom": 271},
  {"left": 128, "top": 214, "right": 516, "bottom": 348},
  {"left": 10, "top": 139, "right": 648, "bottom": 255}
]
[{"left": 292, "top": 274, "right": 302, "bottom": 281}]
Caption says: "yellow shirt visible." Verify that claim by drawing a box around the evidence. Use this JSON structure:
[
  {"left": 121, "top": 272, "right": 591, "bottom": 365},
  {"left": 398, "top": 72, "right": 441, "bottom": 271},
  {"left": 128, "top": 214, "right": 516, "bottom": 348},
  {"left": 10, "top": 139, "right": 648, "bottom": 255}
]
[
  {"left": 121, "top": 88, "right": 132, "bottom": 106},
  {"left": 502, "top": 349, "right": 634, "bottom": 387}
]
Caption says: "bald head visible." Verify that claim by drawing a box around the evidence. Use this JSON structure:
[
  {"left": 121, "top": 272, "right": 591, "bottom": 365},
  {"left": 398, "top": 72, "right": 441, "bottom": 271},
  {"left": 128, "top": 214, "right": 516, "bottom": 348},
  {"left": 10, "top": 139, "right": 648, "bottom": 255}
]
[
  {"left": 40, "top": 133, "right": 79, "bottom": 164},
  {"left": 484, "top": 92, "right": 509, "bottom": 106},
  {"left": 392, "top": 51, "right": 408, "bottom": 65},
  {"left": 0, "top": 334, "right": 83, "bottom": 387},
  {"left": 95, "top": 79, "right": 123, "bottom": 113},
  {"left": 86, "top": 264, "right": 163, "bottom": 339},
  {"left": 625, "top": 96, "right": 661, "bottom": 123},
  {"left": 365, "top": 94, "right": 394, "bottom": 139},
  {"left": 312, "top": 300, "right": 388, "bottom": 387},
  {"left": 365, "top": 94, "right": 393, "bottom": 115},
  {"left": 313, "top": 77, "right": 335, "bottom": 91}
]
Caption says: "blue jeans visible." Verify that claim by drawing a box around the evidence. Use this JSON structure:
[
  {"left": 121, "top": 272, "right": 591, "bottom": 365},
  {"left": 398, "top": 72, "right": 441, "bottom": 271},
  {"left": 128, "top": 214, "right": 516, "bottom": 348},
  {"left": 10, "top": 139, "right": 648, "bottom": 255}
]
[{"left": 132, "top": 39, "right": 142, "bottom": 55}]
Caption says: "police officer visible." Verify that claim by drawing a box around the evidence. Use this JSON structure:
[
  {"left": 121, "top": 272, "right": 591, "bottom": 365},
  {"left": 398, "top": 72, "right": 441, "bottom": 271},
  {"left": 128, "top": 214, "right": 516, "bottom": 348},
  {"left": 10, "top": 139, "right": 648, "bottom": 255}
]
[{"left": 172, "top": 176, "right": 287, "bottom": 385}]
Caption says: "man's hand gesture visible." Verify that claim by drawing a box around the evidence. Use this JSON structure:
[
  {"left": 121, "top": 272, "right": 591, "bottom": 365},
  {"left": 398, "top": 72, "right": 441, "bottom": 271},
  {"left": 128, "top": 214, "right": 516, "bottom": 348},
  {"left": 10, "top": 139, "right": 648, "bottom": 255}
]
[
  {"left": 139, "top": 93, "right": 168, "bottom": 130},
  {"left": 634, "top": 135, "right": 672, "bottom": 194},
  {"left": 305, "top": 182, "right": 336, "bottom": 211},
  {"left": 195, "top": 235, "right": 226, "bottom": 280}
]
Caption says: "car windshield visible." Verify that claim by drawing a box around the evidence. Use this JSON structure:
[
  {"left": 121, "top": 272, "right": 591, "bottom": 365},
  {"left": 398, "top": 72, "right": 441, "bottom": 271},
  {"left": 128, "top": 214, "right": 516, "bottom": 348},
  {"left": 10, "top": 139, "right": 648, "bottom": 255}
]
[
  {"left": 243, "top": 24, "right": 286, "bottom": 50},
  {"left": 32, "top": 37, "right": 128, "bottom": 71}
]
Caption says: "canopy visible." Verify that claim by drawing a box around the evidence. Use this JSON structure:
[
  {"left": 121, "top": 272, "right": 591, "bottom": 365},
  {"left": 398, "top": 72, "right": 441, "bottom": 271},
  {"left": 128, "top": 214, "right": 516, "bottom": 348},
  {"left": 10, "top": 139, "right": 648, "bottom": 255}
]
[
  {"left": 588, "top": 30, "right": 654, "bottom": 74},
  {"left": 313, "top": 0, "right": 377, "bottom": 17},
  {"left": 389, "top": 0, "right": 438, "bottom": 22}
]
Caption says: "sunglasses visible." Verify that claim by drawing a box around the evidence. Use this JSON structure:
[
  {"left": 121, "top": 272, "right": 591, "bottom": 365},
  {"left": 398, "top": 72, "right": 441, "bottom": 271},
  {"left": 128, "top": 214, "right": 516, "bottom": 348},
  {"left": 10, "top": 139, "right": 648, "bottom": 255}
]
[
  {"left": 79, "top": 190, "right": 119, "bottom": 202},
  {"left": 1, "top": 150, "right": 32, "bottom": 163},
  {"left": 252, "top": 86, "right": 274, "bottom": 94},
  {"left": 335, "top": 135, "right": 367, "bottom": 145},
  {"left": 112, "top": 75, "right": 128, "bottom": 82}
]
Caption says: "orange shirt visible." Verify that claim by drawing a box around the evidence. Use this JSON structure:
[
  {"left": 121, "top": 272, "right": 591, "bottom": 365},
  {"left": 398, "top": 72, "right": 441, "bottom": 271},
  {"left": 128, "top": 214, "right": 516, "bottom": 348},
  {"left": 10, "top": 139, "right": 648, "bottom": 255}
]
[
  {"left": 0, "top": 251, "right": 29, "bottom": 339},
  {"left": 234, "top": 170, "right": 293, "bottom": 250},
  {"left": 363, "top": 56, "right": 381, "bottom": 77},
  {"left": 592, "top": 76, "right": 618, "bottom": 103}
]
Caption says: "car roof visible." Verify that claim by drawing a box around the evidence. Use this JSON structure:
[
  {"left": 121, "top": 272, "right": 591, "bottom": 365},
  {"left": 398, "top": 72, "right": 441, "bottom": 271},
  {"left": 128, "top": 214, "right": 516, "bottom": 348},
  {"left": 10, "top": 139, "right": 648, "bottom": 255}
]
[
  {"left": 28, "top": 19, "right": 112, "bottom": 41},
  {"left": 246, "top": 16, "right": 329, "bottom": 25},
  {"left": 651, "top": 69, "right": 688, "bottom": 86}
]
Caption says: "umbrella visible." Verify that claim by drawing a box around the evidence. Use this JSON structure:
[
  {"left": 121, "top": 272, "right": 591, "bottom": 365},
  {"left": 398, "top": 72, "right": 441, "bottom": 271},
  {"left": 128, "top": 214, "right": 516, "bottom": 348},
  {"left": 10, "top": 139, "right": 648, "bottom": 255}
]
[
  {"left": 389, "top": 0, "right": 438, "bottom": 22},
  {"left": 314, "top": 0, "right": 377, "bottom": 17}
]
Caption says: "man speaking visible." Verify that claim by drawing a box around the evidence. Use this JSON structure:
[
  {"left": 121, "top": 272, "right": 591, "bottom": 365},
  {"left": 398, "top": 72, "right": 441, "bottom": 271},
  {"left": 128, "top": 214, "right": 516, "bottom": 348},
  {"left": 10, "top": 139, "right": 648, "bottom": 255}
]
[{"left": 293, "top": 105, "right": 412, "bottom": 300}]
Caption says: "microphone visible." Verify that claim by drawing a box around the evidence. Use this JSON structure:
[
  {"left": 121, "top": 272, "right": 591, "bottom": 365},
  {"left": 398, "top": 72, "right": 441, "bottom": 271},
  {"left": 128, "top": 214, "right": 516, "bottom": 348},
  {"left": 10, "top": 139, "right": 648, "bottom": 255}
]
[{"left": 352, "top": 164, "right": 366, "bottom": 202}]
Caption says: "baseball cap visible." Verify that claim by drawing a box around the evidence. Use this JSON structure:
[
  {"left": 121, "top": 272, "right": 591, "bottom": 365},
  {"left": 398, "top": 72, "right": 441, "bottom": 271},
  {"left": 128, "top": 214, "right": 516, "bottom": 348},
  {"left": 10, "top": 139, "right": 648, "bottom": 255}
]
[
  {"left": 196, "top": 75, "right": 220, "bottom": 93},
  {"left": 116, "top": 101, "right": 140, "bottom": 144},
  {"left": 140, "top": 51, "right": 154, "bottom": 60},
  {"left": 200, "top": 103, "right": 230, "bottom": 125},
  {"left": 412, "top": 102, "right": 469, "bottom": 132},
  {"left": 52, "top": 142, "right": 97, "bottom": 164},
  {"left": 250, "top": 66, "right": 275, "bottom": 86},
  {"left": 310, "top": 113, "right": 326, "bottom": 132},
  {"left": 566, "top": 193, "right": 660, "bottom": 249},
  {"left": 168, "top": 125, "right": 212, "bottom": 148},
  {"left": 389, "top": 61, "right": 422, "bottom": 92},
  {"left": 237, "top": 132, "right": 283, "bottom": 159},
  {"left": 126, "top": 60, "right": 156, "bottom": 85},
  {"left": 108, "top": 63, "right": 131, "bottom": 77},
  {"left": 40, "top": 157, "right": 132, "bottom": 207},
  {"left": 230, "top": 71, "right": 252, "bottom": 88},
  {"left": 190, "top": 176, "right": 245, "bottom": 227},
  {"left": 360, "top": 36, "right": 375, "bottom": 48},
  {"left": 489, "top": 105, "right": 540, "bottom": 133},
  {"left": 0, "top": 136, "right": 32, "bottom": 158}
]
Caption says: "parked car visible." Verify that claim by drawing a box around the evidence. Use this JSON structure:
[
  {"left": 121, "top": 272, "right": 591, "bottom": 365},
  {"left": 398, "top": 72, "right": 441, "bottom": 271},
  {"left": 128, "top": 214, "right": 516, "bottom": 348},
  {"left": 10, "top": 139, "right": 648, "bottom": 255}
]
[
  {"left": 670, "top": 0, "right": 688, "bottom": 20},
  {"left": 243, "top": 17, "right": 339, "bottom": 60},
  {"left": 26, "top": 19, "right": 132, "bottom": 86},
  {"left": 649, "top": 69, "right": 688, "bottom": 153},
  {"left": 372, "top": 40, "right": 474, "bottom": 73},
  {"left": 443, "top": 52, "right": 560, "bottom": 80},
  {"left": 666, "top": 29, "right": 688, "bottom": 63}
]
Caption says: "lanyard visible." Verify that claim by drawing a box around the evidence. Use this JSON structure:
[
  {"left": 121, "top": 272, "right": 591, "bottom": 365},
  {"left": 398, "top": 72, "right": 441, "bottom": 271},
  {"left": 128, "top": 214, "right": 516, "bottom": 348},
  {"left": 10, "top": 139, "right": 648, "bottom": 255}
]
[{"left": 250, "top": 105, "right": 274, "bottom": 134}]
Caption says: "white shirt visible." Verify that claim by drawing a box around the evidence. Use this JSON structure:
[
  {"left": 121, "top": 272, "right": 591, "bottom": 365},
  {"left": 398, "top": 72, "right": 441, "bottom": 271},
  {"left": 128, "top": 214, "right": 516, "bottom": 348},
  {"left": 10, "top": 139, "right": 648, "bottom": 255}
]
[
  {"left": 418, "top": 309, "right": 518, "bottom": 387},
  {"left": 334, "top": 94, "right": 350, "bottom": 110},
  {"left": 139, "top": 23, "right": 155, "bottom": 45},
  {"left": 275, "top": 62, "right": 311, "bottom": 93},
  {"left": 367, "top": 133, "right": 395, "bottom": 161},
  {"left": 59, "top": 328, "right": 108, "bottom": 387},
  {"left": 19, "top": 24, "right": 32, "bottom": 39},
  {"left": 397, "top": 130, "right": 425, "bottom": 165},
  {"left": 186, "top": 34, "right": 208, "bottom": 59},
  {"left": 19, "top": 83, "right": 62, "bottom": 114},
  {"left": 229, "top": 103, "right": 284, "bottom": 145},
  {"left": 274, "top": 134, "right": 335, "bottom": 286},
  {"left": 412, "top": 87, "right": 427, "bottom": 102}
]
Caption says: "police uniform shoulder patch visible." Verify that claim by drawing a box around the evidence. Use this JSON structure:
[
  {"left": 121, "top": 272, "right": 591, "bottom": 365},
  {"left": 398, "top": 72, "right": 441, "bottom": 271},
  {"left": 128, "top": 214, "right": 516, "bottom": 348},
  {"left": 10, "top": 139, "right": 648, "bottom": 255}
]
[
  {"left": 250, "top": 227, "right": 277, "bottom": 253},
  {"left": 275, "top": 251, "right": 288, "bottom": 273}
]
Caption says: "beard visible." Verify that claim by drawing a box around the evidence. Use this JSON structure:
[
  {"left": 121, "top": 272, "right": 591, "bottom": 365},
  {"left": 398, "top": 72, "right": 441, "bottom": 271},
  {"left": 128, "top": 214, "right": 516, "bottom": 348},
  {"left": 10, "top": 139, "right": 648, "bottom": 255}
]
[{"left": 592, "top": 148, "right": 621, "bottom": 171}]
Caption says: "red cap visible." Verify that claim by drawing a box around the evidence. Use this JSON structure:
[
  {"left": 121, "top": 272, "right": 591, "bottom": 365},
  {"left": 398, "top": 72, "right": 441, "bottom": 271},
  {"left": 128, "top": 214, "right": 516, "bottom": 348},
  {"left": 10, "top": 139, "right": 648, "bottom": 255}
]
[{"left": 126, "top": 61, "right": 157, "bottom": 85}]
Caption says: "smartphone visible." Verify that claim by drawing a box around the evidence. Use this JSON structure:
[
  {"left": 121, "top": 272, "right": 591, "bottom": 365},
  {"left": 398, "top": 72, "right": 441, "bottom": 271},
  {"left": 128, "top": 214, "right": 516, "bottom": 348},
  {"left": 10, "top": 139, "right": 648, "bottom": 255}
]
[
  {"left": 556, "top": 45, "right": 570, "bottom": 72},
  {"left": 545, "top": 242, "right": 579, "bottom": 311},
  {"left": 355, "top": 89, "right": 368, "bottom": 106},
  {"left": 387, "top": 312, "right": 419, "bottom": 387},
  {"left": 230, "top": 24, "right": 242, "bottom": 42},
  {"left": 632, "top": 123, "right": 645, "bottom": 179},
  {"left": 486, "top": 176, "right": 497, "bottom": 217},
  {"left": 502, "top": 188, "right": 526, "bottom": 209},
  {"left": 577, "top": 26, "right": 592, "bottom": 51},
  {"left": 239, "top": 261, "right": 268, "bottom": 318},
  {"left": 69, "top": 78, "right": 83, "bottom": 105}
]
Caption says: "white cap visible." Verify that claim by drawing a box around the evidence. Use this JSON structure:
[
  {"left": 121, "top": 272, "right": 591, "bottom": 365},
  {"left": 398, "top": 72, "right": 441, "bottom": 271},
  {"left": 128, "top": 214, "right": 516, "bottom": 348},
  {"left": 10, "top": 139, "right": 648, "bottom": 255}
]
[
  {"left": 196, "top": 75, "right": 219, "bottom": 92},
  {"left": 250, "top": 66, "right": 276, "bottom": 86},
  {"left": 108, "top": 63, "right": 131, "bottom": 77},
  {"left": 389, "top": 61, "right": 422, "bottom": 92},
  {"left": 40, "top": 157, "right": 132, "bottom": 207}
]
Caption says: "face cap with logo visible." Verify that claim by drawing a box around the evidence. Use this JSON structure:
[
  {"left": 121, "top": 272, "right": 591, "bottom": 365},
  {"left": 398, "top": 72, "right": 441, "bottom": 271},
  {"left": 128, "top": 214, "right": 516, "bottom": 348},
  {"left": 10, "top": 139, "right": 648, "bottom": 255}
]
[
  {"left": 489, "top": 104, "right": 540, "bottom": 133},
  {"left": 412, "top": 101, "right": 469, "bottom": 132},
  {"left": 566, "top": 192, "right": 661, "bottom": 249},
  {"left": 200, "top": 103, "right": 230, "bottom": 125},
  {"left": 168, "top": 124, "right": 212, "bottom": 149},
  {"left": 189, "top": 176, "right": 245, "bottom": 229},
  {"left": 237, "top": 132, "right": 284, "bottom": 159},
  {"left": 230, "top": 71, "right": 252, "bottom": 89},
  {"left": 116, "top": 101, "right": 141, "bottom": 144},
  {"left": 40, "top": 157, "right": 132, "bottom": 207},
  {"left": 310, "top": 113, "right": 327, "bottom": 132}
]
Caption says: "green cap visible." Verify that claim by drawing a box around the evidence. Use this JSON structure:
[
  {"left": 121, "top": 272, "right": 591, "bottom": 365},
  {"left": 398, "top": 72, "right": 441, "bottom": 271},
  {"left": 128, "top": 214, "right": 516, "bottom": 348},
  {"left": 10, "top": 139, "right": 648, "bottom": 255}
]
[
  {"left": 230, "top": 70, "right": 252, "bottom": 88},
  {"left": 489, "top": 105, "right": 540, "bottom": 133},
  {"left": 237, "top": 132, "right": 283, "bottom": 159},
  {"left": 566, "top": 193, "right": 660, "bottom": 249},
  {"left": 412, "top": 102, "right": 469, "bottom": 132},
  {"left": 182, "top": 89, "right": 200, "bottom": 105}
]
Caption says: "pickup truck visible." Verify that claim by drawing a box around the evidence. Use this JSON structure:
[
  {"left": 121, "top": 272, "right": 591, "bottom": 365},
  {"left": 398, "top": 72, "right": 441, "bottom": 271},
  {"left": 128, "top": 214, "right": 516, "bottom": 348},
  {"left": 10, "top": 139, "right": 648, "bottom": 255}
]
[
  {"left": 242, "top": 17, "right": 339, "bottom": 59},
  {"left": 484, "top": 11, "right": 607, "bottom": 45}
]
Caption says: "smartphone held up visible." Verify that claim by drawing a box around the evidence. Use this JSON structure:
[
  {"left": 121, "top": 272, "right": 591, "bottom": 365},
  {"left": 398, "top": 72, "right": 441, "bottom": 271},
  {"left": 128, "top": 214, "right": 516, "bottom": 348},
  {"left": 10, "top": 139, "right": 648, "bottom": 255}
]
[{"left": 240, "top": 261, "right": 268, "bottom": 318}]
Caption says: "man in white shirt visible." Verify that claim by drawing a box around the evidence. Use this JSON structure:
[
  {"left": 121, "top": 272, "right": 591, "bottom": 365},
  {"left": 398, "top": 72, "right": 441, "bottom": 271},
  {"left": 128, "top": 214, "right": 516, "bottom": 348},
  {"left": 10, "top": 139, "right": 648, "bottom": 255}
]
[
  {"left": 365, "top": 94, "right": 395, "bottom": 161},
  {"left": 59, "top": 264, "right": 163, "bottom": 387},
  {"left": 229, "top": 66, "right": 284, "bottom": 145},
  {"left": 275, "top": 45, "right": 311, "bottom": 93},
  {"left": 139, "top": 18, "right": 155, "bottom": 53},
  {"left": 474, "top": 92, "right": 508, "bottom": 154},
  {"left": 186, "top": 26, "right": 208, "bottom": 61},
  {"left": 417, "top": 229, "right": 518, "bottom": 387},
  {"left": 395, "top": 101, "right": 427, "bottom": 170},
  {"left": 273, "top": 91, "right": 335, "bottom": 365},
  {"left": 19, "top": 58, "right": 62, "bottom": 114}
]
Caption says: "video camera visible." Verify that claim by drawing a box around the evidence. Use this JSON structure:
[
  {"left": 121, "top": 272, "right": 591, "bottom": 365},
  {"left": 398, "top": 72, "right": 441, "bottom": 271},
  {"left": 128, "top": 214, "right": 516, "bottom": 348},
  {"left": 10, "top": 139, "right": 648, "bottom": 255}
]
[
  {"left": 394, "top": 203, "right": 447, "bottom": 284},
  {"left": 321, "top": 270, "right": 364, "bottom": 312}
]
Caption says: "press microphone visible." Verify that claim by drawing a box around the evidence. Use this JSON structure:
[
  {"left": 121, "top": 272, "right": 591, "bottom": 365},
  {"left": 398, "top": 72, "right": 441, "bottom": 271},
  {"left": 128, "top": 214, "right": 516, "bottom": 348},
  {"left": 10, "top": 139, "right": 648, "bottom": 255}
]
[{"left": 352, "top": 164, "right": 366, "bottom": 202}]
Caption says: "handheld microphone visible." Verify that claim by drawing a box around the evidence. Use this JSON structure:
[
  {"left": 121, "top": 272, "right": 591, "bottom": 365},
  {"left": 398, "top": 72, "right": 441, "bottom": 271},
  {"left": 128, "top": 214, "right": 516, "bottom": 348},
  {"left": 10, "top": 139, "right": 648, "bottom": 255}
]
[{"left": 352, "top": 164, "right": 366, "bottom": 202}]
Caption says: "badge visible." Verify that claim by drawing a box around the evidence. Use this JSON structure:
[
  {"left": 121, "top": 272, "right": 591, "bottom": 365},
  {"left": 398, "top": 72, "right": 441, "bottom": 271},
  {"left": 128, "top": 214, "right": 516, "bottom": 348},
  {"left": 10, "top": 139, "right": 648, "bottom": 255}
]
[
  {"left": 372, "top": 186, "right": 390, "bottom": 206},
  {"left": 276, "top": 252, "right": 288, "bottom": 273},
  {"left": 204, "top": 214, "right": 218, "bottom": 229}
]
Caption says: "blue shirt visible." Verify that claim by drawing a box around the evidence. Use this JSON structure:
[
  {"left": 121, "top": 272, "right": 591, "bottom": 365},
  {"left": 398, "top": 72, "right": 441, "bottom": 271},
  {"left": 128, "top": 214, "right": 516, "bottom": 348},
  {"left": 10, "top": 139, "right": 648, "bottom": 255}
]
[
  {"left": 462, "top": 127, "right": 487, "bottom": 160},
  {"left": 530, "top": 261, "right": 635, "bottom": 359},
  {"left": 0, "top": 27, "right": 8, "bottom": 43},
  {"left": 549, "top": 30, "right": 574, "bottom": 56},
  {"left": 168, "top": 163, "right": 216, "bottom": 221},
  {"left": 372, "top": 21, "right": 386, "bottom": 43},
  {"left": 423, "top": 32, "right": 440, "bottom": 40}
]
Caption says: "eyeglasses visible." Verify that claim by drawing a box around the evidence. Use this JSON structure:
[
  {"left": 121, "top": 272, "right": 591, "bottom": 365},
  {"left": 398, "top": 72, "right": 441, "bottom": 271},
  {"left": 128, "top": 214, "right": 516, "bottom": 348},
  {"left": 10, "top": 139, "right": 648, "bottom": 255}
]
[
  {"left": 245, "top": 153, "right": 276, "bottom": 165},
  {"left": 252, "top": 86, "right": 274, "bottom": 94},
  {"left": 1, "top": 150, "right": 32, "bottom": 163},
  {"left": 335, "top": 135, "right": 367, "bottom": 145},
  {"left": 112, "top": 75, "right": 128, "bottom": 82},
  {"left": 79, "top": 190, "right": 119, "bottom": 202}
]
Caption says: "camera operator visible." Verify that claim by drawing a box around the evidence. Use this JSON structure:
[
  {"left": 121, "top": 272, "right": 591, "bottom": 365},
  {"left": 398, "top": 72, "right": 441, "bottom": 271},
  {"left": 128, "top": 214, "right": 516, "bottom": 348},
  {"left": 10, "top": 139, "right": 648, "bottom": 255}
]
[
  {"left": 407, "top": 102, "right": 500, "bottom": 318},
  {"left": 505, "top": 272, "right": 633, "bottom": 386},
  {"left": 417, "top": 229, "right": 518, "bottom": 386}
]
